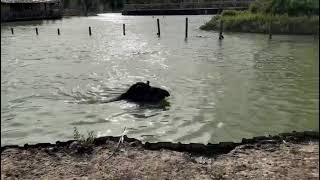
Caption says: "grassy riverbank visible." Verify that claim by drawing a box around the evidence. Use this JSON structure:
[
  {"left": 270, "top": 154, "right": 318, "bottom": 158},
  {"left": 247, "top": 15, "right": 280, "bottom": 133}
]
[
  {"left": 200, "top": 0, "right": 319, "bottom": 35},
  {"left": 200, "top": 11, "right": 319, "bottom": 35},
  {"left": 1, "top": 132, "right": 319, "bottom": 179}
]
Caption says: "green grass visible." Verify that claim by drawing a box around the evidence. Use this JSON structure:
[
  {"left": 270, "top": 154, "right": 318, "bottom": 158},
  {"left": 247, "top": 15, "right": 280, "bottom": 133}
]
[
  {"left": 200, "top": 11, "right": 319, "bottom": 35},
  {"left": 73, "top": 127, "right": 96, "bottom": 147}
]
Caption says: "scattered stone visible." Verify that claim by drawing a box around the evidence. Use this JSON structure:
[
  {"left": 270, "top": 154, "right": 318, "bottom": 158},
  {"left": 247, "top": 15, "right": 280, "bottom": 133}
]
[{"left": 69, "top": 141, "right": 81, "bottom": 152}]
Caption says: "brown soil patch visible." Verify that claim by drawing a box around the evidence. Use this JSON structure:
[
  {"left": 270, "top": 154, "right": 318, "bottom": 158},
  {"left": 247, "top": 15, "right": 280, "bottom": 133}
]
[{"left": 1, "top": 139, "right": 318, "bottom": 179}]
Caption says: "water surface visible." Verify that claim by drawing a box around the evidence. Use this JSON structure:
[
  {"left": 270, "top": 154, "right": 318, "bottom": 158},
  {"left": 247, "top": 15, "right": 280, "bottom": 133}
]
[{"left": 1, "top": 14, "right": 319, "bottom": 145}]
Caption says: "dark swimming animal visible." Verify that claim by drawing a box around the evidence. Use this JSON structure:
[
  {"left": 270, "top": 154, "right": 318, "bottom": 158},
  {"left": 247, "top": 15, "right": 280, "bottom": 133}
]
[{"left": 106, "top": 81, "right": 170, "bottom": 103}]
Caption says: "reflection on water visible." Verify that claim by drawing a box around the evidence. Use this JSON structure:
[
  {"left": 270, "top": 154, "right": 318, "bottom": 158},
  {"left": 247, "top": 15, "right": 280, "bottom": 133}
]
[{"left": 1, "top": 14, "right": 319, "bottom": 146}]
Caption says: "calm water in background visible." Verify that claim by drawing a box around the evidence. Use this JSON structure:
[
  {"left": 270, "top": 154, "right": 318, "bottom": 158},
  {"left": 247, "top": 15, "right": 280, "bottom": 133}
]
[{"left": 1, "top": 14, "right": 319, "bottom": 146}]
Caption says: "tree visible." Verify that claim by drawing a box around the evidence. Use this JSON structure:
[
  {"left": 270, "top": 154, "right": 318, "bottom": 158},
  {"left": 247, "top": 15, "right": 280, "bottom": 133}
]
[{"left": 81, "top": 0, "right": 93, "bottom": 16}]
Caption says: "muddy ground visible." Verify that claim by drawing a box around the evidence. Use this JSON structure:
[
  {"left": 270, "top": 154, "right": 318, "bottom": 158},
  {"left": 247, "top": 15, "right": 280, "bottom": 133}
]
[{"left": 1, "top": 132, "right": 319, "bottom": 179}]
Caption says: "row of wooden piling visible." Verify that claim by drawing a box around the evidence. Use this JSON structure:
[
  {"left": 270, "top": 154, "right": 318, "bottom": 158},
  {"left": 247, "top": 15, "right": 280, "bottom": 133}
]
[
  {"left": 11, "top": 26, "right": 91, "bottom": 36},
  {"left": 7, "top": 18, "right": 190, "bottom": 39},
  {"left": 10, "top": 27, "right": 59, "bottom": 36},
  {"left": 10, "top": 26, "right": 92, "bottom": 36},
  {"left": 8, "top": 18, "right": 318, "bottom": 40}
]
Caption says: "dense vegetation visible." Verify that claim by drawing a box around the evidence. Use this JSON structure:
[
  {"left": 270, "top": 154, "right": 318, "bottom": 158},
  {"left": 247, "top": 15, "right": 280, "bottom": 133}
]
[
  {"left": 249, "top": 0, "right": 319, "bottom": 16},
  {"left": 200, "top": 0, "right": 319, "bottom": 35}
]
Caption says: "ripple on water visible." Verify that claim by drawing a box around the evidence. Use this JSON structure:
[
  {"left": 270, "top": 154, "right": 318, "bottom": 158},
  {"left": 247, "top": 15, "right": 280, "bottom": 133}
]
[
  {"left": 70, "top": 118, "right": 110, "bottom": 126},
  {"left": 2, "top": 129, "right": 28, "bottom": 139},
  {"left": 8, "top": 122, "right": 24, "bottom": 127},
  {"left": 1, "top": 14, "right": 319, "bottom": 146}
]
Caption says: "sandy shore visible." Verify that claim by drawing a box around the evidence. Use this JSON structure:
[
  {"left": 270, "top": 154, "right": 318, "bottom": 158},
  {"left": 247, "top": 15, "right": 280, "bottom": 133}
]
[{"left": 1, "top": 132, "right": 319, "bottom": 179}]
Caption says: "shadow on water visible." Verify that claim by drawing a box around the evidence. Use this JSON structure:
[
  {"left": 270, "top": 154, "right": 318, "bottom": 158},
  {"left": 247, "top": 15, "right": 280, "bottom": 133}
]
[
  {"left": 134, "top": 100, "right": 171, "bottom": 111},
  {"left": 1, "top": 20, "right": 45, "bottom": 27},
  {"left": 63, "top": 86, "right": 171, "bottom": 127},
  {"left": 57, "top": 85, "right": 121, "bottom": 104}
]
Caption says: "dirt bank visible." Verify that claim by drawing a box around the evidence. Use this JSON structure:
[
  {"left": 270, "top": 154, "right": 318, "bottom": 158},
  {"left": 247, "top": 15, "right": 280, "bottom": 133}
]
[{"left": 1, "top": 131, "right": 319, "bottom": 179}]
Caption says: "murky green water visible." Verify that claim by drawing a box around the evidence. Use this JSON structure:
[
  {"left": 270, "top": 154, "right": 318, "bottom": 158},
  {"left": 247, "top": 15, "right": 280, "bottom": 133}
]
[{"left": 1, "top": 14, "right": 319, "bottom": 146}]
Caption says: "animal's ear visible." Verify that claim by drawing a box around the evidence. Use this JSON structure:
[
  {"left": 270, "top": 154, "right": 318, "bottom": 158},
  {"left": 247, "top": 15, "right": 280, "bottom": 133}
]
[{"left": 147, "top": 81, "right": 150, "bottom": 85}]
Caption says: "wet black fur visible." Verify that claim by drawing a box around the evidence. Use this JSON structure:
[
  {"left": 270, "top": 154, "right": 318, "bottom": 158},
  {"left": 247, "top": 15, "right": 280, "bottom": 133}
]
[{"left": 110, "top": 81, "right": 170, "bottom": 103}]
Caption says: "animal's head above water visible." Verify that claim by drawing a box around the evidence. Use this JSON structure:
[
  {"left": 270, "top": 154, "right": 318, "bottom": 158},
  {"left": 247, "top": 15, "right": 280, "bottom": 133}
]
[{"left": 120, "top": 81, "right": 170, "bottom": 103}]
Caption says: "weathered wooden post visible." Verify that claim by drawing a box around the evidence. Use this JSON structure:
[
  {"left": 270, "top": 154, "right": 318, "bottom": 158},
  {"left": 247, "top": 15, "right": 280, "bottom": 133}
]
[
  {"left": 157, "top": 18, "right": 160, "bottom": 37},
  {"left": 219, "top": 19, "right": 224, "bottom": 40},
  {"left": 35, "top": 27, "right": 39, "bottom": 35},
  {"left": 11, "top": 28, "right": 14, "bottom": 35},
  {"left": 123, "top": 24, "right": 126, "bottom": 36},
  {"left": 268, "top": 19, "right": 272, "bottom": 39},
  {"left": 292, "top": 23, "right": 295, "bottom": 35},
  {"left": 89, "top": 26, "right": 92, "bottom": 36},
  {"left": 57, "top": 28, "right": 60, "bottom": 35},
  {"left": 185, "top": 17, "right": 188, "bottom": 39}
]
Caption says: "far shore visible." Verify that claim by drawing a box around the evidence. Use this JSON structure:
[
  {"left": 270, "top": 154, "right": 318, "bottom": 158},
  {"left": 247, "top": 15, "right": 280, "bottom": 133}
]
[{"left": 200, "top": 10, "right": 319, "bottom": 36}]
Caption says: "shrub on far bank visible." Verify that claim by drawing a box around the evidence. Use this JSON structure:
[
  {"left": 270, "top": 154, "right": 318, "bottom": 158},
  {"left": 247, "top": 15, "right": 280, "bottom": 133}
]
[
  {"left": 248, "top": 0, "right": 319, "bottom": 16},
  {"left": 249, "top": 0, "right": 273, "bottom": 14},
  {"left": 221, "top": 10, "right": 242, "bottom": 16},
  {"left": 200, "top": 12, "right": 319, "bottom": 35}
]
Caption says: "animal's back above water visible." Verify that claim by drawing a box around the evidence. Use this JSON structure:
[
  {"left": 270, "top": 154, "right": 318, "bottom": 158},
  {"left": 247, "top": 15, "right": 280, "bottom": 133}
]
[{"left": 107, "top": 82, "right": 170, "bottom": 103}]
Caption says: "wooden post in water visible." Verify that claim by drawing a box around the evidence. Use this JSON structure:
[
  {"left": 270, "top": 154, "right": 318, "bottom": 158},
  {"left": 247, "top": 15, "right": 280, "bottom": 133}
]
[
  {"left": 11, "top": 28, "right": 14, "bottom": 35},
  {"left": 219, "top": 19, "right": 224, "bottom": 40},
  {"left": 268, "top": 18, "right": 272, "bottom": 39},
  {"left": 89, "top": 26, "right": 92, "bottom": 36},
  {"left": 185, "top": 17, "right": 188, "bottom": 39},
  {"left": 157, "top": 18, "right": 160, "bottom": 37},
  {"left": 57, "top": 28, "right": 60, "bottom": 35},
  {"left": 35, "top": 27, "right": 39, "bottom": 35},
  {"left": 123, "top": 24, "right": 126, "bottom": 36}
]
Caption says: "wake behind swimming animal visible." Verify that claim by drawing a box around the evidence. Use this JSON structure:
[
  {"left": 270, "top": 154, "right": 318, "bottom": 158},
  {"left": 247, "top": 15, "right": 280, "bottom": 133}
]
[{"left": 107, "top": 81, "right": 170, "bottom": 104}]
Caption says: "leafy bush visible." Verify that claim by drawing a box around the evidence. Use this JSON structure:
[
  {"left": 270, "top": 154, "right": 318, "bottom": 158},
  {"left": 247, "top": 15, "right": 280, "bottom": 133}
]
[
  {"left": 221, "top": 10, "right": 240, "bottom": 16},
  {"left": 200, "top": 15, "right": 221, "bottom": 30},
  {"left": 73, "top": 127, "right": 96, "bottom": 147},
  {"left": 249, "top": 3, "right": 259, "bottom": 13},
  {"left": 249, "top": 0, "right": 273, "bottom": 14},
  {"left": 200, "top": 11, "right": 319, "bottom": 35},
  {"left": 249, "top": 0, "right": 319, "bottom": 16}
]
